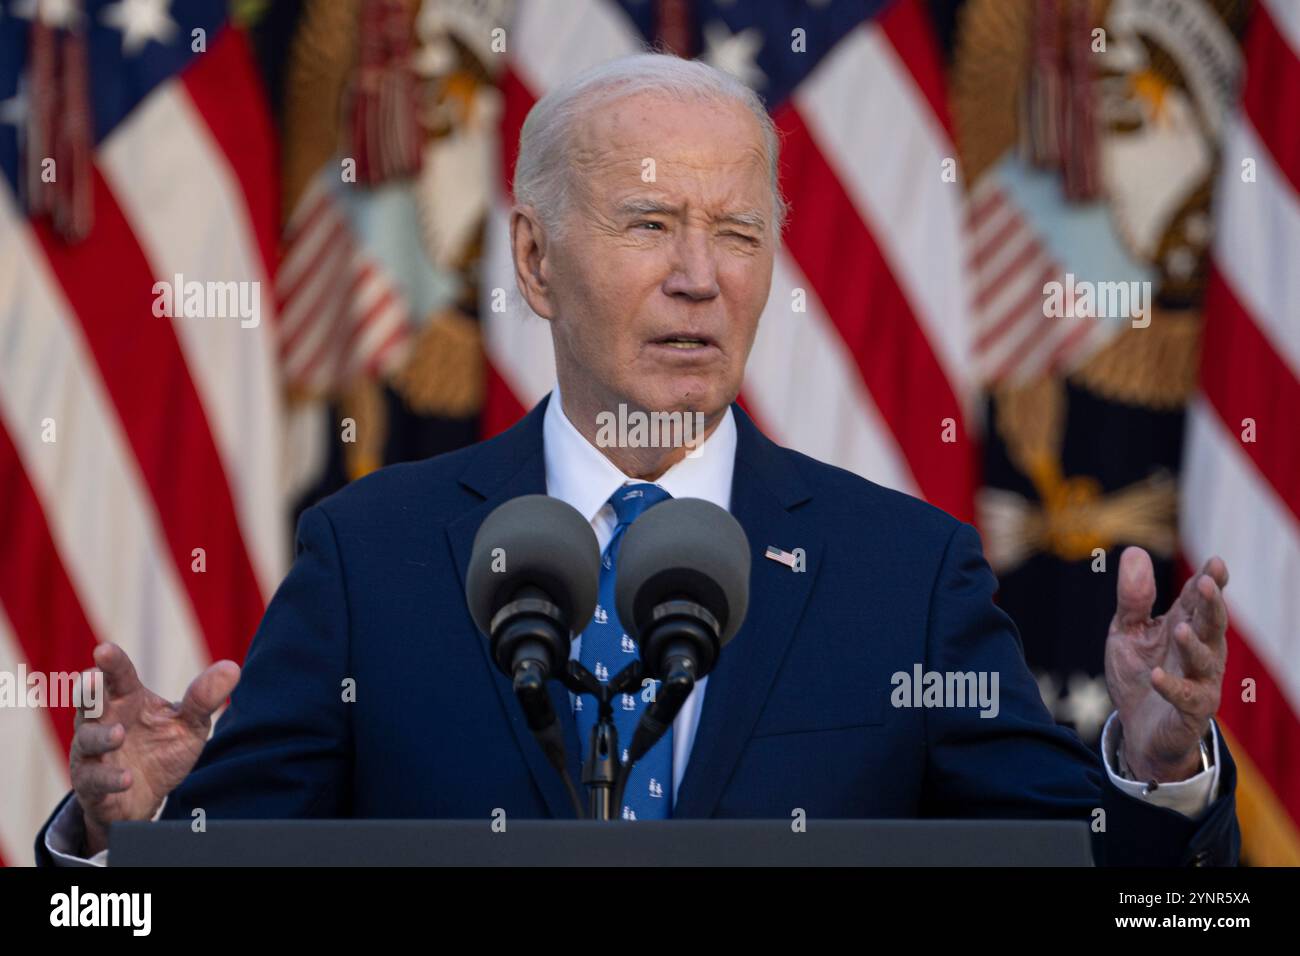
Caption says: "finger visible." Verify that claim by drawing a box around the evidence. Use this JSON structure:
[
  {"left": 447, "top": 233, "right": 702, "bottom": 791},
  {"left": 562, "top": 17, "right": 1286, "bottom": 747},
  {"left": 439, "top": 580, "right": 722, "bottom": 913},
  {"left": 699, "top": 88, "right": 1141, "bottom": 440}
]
[
  {"left": 75, "top": 722, "right": 125, "bottom": 758},
  {"left": 1190, "top": 575, "right": 1228, "bottom": 646},
  {"left": 74, "top": 669, "right": 97, "bottom": 730},
  {"left": 1114, "top": 547, "right": 1157, "bottom": 628},
  {"left": 72, "top": 666, "right": 113, "bottom": 727},
  {"left": 1173, "top": 622, "right": 1218, "bottom": 678},
  {"left": 177, "top": 660, "right": 241, "bottom": 730},
  {"left": 94, "top": 642, "right": 143, "bottom": 700},
  {"left": 1200, "top": 555, "right": 1229, "bottom": 591},
  {"left": 1171, "top": 567, "right": 1201, "bottom": 615},
  {"left": 76, "top": 763, "right": 133, "bottom": 801},
  {"left": 1151, "top": 666, "right": 1213, "bottom": 719}
]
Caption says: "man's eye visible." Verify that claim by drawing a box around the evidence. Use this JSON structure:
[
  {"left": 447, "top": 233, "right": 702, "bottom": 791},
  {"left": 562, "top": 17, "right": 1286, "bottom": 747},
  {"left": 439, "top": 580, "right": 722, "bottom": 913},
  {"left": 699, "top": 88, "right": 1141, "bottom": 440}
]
[
  {"left": 633, "top": 221, "right": 664, "bottom": 231},
  {"left": 724, "top": 232, "right": 760, "bottom": 244}
]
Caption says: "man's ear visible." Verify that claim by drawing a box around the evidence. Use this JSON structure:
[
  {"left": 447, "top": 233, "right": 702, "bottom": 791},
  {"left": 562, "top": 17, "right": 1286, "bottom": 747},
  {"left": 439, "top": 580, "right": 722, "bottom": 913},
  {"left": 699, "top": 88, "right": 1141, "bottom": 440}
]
[{"left": 510, "top": 206, "right": 556, "bottom": 319}]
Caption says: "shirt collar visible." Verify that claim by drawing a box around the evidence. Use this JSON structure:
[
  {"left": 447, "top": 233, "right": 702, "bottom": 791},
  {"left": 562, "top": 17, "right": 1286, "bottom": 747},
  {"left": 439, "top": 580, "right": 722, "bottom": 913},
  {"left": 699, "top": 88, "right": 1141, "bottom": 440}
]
[{"left": 542, "top": 385, "right": 737, "bottom": 524}]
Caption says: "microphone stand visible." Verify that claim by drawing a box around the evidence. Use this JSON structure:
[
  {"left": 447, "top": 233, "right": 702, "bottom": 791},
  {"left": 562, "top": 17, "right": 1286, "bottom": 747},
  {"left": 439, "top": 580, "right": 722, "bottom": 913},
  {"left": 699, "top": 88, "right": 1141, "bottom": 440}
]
[
  {"left": 607, "top": 598, "right": 715, "bottom": 811},
  {"left": 560, "top": 659, "right": 644, "bottom": 821},
  {"left": 502, "top": 629, "right": 681, "bottom": 822},
  {"left": 523, "top": 600, "right": 715, "bottom": 821},
  {"left": 559, "top": 613, "right": 705, "bottom": 818}
]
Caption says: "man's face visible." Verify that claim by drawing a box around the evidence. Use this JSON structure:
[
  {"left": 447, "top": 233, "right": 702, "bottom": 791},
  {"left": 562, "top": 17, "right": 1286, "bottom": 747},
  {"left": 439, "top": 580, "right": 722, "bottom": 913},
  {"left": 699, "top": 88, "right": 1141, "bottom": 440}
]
[{"left": 520, "top": 90, "right": 776, "bottom": 422}]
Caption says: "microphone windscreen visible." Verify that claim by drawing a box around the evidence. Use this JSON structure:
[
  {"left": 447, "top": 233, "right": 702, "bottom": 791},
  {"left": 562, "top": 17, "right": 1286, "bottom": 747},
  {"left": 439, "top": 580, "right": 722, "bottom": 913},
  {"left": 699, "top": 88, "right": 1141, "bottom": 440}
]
[
  {"left": 614, "top": 498, "right": 750, "bottom": 646},
  {"left": 465, "top": 495, "right": 600, "bottom": 637}
]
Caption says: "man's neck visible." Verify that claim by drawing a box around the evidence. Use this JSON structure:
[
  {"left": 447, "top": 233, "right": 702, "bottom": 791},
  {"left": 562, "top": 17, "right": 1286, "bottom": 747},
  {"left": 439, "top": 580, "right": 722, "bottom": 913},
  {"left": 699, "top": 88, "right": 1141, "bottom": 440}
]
[{"left": 556, "top": 387, "right": 727, "bottom": 482}]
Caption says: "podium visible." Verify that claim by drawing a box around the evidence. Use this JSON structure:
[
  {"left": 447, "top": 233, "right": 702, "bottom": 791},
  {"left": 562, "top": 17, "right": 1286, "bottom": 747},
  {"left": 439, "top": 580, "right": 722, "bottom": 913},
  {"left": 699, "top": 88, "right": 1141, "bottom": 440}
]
[{"left": 110, "top": 819, "right": 1094, "bottom": 866}]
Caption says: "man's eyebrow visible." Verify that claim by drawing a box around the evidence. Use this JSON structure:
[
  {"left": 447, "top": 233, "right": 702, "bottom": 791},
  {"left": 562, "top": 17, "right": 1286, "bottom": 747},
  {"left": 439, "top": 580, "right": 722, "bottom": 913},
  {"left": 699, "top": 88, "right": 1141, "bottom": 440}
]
[
  {"left": 613, "top": 198, "right": 682, "bottom": 218},
  {"left": 717, "top": 211, "right": 767, "bottom": 230}
]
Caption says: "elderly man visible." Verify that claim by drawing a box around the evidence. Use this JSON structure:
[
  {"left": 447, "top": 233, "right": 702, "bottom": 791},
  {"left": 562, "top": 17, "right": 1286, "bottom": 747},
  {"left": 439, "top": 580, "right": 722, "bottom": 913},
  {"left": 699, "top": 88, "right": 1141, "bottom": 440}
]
[{"left": 38, "top": 53, "right": 1237, "bottom": 866}]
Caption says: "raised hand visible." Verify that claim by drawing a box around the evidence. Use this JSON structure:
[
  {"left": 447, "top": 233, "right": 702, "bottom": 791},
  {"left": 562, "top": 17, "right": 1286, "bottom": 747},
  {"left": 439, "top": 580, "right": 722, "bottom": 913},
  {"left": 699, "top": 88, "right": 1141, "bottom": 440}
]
[
  {"left": 71, "top": 642, "right": 240, "bottom": 855},
  {"left": 1104, "top": 547, "right": 1229, "bottom": 782}
]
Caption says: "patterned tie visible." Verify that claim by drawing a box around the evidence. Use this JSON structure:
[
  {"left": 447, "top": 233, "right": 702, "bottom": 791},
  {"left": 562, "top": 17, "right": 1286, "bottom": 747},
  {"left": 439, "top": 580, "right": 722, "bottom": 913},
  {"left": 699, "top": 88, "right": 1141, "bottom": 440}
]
[{"left": 575, "top": 482, "right": 674, "bottom": 820}]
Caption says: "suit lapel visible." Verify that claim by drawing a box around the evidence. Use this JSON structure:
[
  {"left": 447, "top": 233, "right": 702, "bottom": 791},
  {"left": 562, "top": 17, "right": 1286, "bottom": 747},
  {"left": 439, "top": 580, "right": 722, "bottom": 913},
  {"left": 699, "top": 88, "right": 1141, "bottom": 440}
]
[
  {"left": 445, "top": 394, "right": 585, "bottom": 819},
  {"left": 673, "top": 406, "right": 822, "bottom": 818}
]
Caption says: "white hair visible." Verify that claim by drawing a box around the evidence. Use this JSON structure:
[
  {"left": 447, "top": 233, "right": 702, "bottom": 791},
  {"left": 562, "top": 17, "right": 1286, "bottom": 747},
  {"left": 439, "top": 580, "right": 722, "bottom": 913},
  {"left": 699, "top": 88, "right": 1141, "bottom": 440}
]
[{"left": 512, "top": 52, "right": 788, "bottom": 240}]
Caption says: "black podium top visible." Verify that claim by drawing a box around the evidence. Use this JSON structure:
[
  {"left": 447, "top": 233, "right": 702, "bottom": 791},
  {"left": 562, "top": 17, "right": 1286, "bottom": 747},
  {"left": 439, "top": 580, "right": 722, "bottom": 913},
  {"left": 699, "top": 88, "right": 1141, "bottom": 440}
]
[{"left": 110, "top": 819, "right": 1094, "bottom": 866}]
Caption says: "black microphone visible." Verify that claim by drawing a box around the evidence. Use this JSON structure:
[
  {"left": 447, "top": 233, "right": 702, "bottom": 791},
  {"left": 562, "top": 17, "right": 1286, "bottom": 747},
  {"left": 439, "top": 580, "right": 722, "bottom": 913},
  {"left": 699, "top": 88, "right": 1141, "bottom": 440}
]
[
  {"left": 614, "top": 497, "right": 750, "bottom": 778},
  {"left": 467, "top": 494, "right": 600, "bottom": 678},
  {"left": 465, "top": 495, "right": 600, "bottom": 816}
]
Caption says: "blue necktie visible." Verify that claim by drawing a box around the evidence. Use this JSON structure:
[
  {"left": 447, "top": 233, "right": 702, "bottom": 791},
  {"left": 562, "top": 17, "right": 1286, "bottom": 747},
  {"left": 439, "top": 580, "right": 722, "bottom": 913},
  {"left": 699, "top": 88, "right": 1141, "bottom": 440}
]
[{"left": 575, "top": 482, "right": 674, "bottom": 820}]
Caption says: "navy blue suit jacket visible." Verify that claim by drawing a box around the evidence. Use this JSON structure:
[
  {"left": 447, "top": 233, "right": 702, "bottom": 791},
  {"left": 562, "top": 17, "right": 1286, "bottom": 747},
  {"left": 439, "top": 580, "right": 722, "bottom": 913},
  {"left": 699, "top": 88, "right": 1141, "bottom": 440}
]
[{"left": 38, "top": 396, "right": 1239, "bottom": 865}]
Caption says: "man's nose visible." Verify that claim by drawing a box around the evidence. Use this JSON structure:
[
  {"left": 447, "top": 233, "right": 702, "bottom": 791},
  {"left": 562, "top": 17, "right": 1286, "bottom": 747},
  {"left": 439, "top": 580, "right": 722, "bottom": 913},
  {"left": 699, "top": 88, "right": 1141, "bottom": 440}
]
[{"left": 662, "top": 229, "right": 721, "bottom": 300}]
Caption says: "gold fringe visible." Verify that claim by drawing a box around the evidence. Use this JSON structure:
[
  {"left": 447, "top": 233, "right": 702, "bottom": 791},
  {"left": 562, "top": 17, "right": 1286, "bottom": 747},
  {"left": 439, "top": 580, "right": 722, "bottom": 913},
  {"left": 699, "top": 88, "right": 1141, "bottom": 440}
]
[
  {"left": 1218, "top": 724, "right": 1300, "bottom": 866},
  {"left": 950, "top": 0, "right": 1032, "bottom": 186},
  {"left": 280, "top": 0, "right": 362, "bottom": 223},
  {"left": 391, "top": 308, "right": 484, "bottom": 418},
  {"left": 993, "top": 374, "right": 1066, "bottom": 477},
  {"left": 1069, "top": 310, "right": 1201, "bottom": 410}
]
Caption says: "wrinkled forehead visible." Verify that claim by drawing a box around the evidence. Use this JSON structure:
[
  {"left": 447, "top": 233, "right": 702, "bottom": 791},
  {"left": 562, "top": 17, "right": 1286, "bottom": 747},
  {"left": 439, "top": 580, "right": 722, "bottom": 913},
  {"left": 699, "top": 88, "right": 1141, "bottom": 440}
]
[{"left": 567, "top": 91, "right": 772, "bottom": 211}]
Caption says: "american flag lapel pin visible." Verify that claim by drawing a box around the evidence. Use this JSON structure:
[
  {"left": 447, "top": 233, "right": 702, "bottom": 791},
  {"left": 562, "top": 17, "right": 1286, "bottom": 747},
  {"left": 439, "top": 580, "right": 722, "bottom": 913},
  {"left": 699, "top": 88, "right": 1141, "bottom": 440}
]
[{"left": 764, "top": 545, "right": 798, "bottom": 570}]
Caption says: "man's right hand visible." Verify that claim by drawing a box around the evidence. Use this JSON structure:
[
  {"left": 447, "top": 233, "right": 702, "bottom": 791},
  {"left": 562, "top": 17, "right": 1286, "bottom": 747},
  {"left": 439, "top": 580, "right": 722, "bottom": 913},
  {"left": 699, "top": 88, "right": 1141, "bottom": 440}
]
[{"left": 71, "top": 642, "right": 240, "bottom": 855}]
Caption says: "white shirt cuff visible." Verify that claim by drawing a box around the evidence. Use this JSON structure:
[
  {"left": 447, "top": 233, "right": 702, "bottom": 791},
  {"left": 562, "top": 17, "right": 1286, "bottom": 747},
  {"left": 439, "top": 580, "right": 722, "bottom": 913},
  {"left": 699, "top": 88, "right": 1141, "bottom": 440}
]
[
  {"left": 44, "top": 794, "right": 169, "bottom": 867},
  {"left": 1101, "top": 711, "right": 1221, "bottom": 817}
]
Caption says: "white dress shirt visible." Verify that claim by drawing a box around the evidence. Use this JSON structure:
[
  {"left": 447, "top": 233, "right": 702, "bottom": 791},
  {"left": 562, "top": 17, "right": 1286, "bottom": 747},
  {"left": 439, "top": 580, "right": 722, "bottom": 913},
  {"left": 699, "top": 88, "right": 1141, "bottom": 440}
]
[
  {"left": 45, "top": 386, "right": 1217, "bottom": 864},
  {"left": 543, "top": 385, "right": 737, "bottom": 807}
]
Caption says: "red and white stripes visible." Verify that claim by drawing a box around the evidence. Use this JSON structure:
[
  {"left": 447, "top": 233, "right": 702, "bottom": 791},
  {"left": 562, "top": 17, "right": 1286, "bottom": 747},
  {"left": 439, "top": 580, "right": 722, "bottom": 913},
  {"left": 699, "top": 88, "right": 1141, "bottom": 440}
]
[
  {"left": 964, "top": 176, "right": 1113, "bottom": 386},
  {"left": 275, "top": 175, "right": 413, "bottom": 397},
  {"left": 0, "top": 27, "right": 282, "bottom": 865},
  {"left": 1184, "top": 0, "right": 1300, "bottom": 847}
]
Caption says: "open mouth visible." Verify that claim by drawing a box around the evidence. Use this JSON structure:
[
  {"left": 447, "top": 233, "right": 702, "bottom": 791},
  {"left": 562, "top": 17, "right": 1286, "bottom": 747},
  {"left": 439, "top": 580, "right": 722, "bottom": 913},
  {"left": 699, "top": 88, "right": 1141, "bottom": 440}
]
[{"left": 652, "top": 333, "right": 717, "bottom": 350}]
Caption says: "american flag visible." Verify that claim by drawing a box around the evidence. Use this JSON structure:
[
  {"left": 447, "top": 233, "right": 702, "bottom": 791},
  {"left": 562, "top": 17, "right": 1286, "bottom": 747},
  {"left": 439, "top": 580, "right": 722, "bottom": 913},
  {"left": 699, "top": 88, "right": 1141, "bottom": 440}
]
[
  {"left": 0, "top": 0, "right": 284, "bottom": 864},
  {"left": 1184, "top": 0, "right": 1300, "bottom": 865},
  {"left": 480, "top": 0, "right": 979, "bottom": 523}
]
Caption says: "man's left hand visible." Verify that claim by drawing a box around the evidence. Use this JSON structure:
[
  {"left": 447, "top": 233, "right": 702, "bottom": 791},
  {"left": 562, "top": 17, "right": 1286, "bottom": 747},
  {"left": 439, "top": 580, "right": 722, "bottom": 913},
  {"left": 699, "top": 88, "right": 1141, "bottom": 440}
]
[{"left": 1104, "top": 547, "right": 1230, "bottom": 782}]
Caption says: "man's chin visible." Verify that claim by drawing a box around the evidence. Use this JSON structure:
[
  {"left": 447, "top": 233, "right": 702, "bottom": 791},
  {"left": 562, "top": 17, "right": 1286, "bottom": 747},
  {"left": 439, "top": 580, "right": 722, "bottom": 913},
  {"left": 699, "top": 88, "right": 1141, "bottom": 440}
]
[{"left": 631, "top": 380, "right": 736, "bottom": 419}]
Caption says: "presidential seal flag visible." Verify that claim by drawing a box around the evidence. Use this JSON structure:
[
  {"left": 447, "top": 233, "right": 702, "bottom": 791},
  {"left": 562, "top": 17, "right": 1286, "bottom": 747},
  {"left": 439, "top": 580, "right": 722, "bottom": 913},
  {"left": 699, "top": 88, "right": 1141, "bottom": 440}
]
[
  {"left": 952, "top": 0, "right": 1248, "bottom": 749},
  {"left": 951, "top": 0, "right": 1299, "bottom": 865}
]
